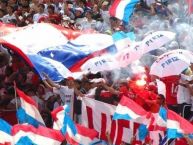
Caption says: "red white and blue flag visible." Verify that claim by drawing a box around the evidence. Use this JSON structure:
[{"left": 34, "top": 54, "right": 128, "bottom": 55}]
[
  {"left": 113, "top": 96, "right": 149, "bottom": 122},
  {"left": 12, "top": 124, "right": 64, "bottom": 145},
  {"left": 82, "top": 97, "right": 133, "bottom": 145},
  {"left": 0, "top": 119, "right": 13, "bottom": 145},
  {"left": 0, "top": 23, "right": 117, "bottom": 82},
  {"left": 51, "top": 105, "right": 99, "bottom": 145},
  {"left": 109, "top": 0, "right": 139, "bottom": 23},
  {"left": 16, "top": 88, "right": 45, "bottom": 127},
  {"left": 167, "top": 110, "right": 193, "bottom": 139}
]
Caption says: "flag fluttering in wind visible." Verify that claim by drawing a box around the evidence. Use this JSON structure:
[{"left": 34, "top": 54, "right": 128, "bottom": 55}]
[
  {"left": 109, "top": 0, "right": 139, "bottom": 23},
  {"left": 0, "top": 119, "right": 13, "bottom": 145},
  {"left": 167, "top": 110, "right": 193, "bottom": 139},
  {"left": 12, "top": 124, "right": 64, "bottom": 145},
  {"left": 16, "top": 88, "right": 45, "bottom": 127}
]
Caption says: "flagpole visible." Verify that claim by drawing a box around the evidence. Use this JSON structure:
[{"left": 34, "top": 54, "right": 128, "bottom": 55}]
[{"left": 14, "top": 82, "right": 19, "bottom": 124}]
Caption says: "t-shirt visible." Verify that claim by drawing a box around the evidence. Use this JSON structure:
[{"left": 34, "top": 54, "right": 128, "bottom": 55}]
[
  {"left": 53, "top": 86, "right": 74, "bottom": 105},
  {"left": 160, "top": 76, "right": 180, "bottom": 105}
]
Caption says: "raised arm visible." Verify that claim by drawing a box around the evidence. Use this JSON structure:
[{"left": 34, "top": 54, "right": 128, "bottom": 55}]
[{"left": 42, "top": 73, "right": 60, "bottom": 89}]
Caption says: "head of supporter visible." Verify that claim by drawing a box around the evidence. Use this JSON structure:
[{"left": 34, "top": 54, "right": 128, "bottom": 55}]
[
  {"left": 66, "top": 76, "right": 75, "bottom": 89},
  {"left": 38, "top": 3, "right": 45, "bottom": 14},
  {"left": 156, "top": 94, "right": 166, "bottom": 106},
  {"left": 74, "top": 7, "right": 84, "bottom": 18},
  {"left": 101, "top": 1, "right": 109, "bottom": 11},
  {"left": 85, "top": 10, "right": 93, "bottom": 21},
  {"left": 0, "top": 0, "right": 8, "bottom": 12},
  {"left": 47, "top": 4, "right": 54, "bottom": 15},
  {"left": 37, "top": 83, "right": 46, "bottom": 96},
  {"left": 91, "top": 4, "right": 102, "bottom": 21},
  {"left": 6, "top": 5, "right": 15, "bottom": 16}
]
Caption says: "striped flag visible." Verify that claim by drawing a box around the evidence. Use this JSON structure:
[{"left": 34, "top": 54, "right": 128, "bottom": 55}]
[
  {"left": 16, "top": 88, "right": 45, "bottom": 127},
  {"left": 113, "top": 96, "right": 149, "bottom": 122},
  {"left": 109, "top": 0, "right": 139, "bottom": 23},
  {"left": 187, "top": 0, "right": 193, "bottom": 15},
  {"left": 0, "top": 119, "right": 13, "bottom": 145},
  {"left": 167, "top": 110, "right": 193, "bottom": 139},
  {"left": 12, "top": 124, "right": 64, "bottom": 145},
  {"left": 82, "top": 97, "right": 133, "bottom": 145},
  {"left": 51, "top": 105, "right": 99, "bottom": 145}
]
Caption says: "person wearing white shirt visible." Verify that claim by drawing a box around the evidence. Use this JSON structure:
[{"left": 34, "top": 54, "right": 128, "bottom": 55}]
[
  {"left": 42, "top": 73, "right": 84, "bottom": 119},
  {"left": 33, "top": 3, "right": 47, "bottom": 23},
  {"left": 177, "top": 68, "right": 193, "bottom": 116},
  {"left": 2, "top": 5, "right": 16, "bottom": 24}
]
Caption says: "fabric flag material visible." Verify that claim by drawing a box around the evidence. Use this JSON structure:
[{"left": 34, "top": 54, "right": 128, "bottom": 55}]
[
  {"left": 0, "top": 119, "right": 13, "bottom": 145},
  {"left": 80, "top": 54, "right": 119, "bottom": 73},
  {"left": 150, "top": 52, "right": 190, "bottom": 78},
  {"left": 51, "top": 105, "right": 69, "bottom": 130},
  {"left": 138, "top": 124, "right": 148, "bottom": 141},
  {"left": 167, "top": 110, "right": 193, "bottom": 139},
  {"left": 82, "top": 97, "right": 133, "bottom": 145},
  {"left": 113, "top": 96, "right": 148, "bottom": 122},
  {"left": 140, "top": 31, "right": 176, "bottom": 54},
  {"left": 187, "top": 0, "right": 193, "bottom": 15},
  {"left": 15, "top": 136, "right": 37, "bottom": 145},
  {"left": 149, "top": 107, "right": 167, "bottom": 131},
  {"left": 52, "top": 105, "right": 99, "bottom": 145},
  {"left": 12, "top": 124, "right": 64, "bottom": 145},
  {"left": 109, "top": 0, "right": 139, "bottom": 23},
  {"left": 65, "top": 124, "right": 99, "bottom": 145},
  {"left": 52, "top": 105, "right": 77, "bottom": 135},
  {"left": 112, "top": 31, "right": 136, "bottom": 50},
  {"left": 16, "top": 88, "right": 45, "bottom": 127},
  {"left": 0, "top": 23, "right": 117, "bottom": 82}
]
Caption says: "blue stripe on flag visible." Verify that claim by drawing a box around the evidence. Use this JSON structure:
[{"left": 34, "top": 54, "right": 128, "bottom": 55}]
[
  {"left": 113, "top": 112, "right": 132, "bottom": 120},
  {"left": 0, "top": 118, "right": 11, "bottom": 134},
  {"left": 138, "top": 124, "right": 148, "bottom": 141},
  {"left": 167, "top": 128, "right": 183, "bottom": 139},
  {"left": 16, "top": 136, "right": 37, "bottom": 145},
  {"left": 61, "top": 105, "right": 77, "bottom": 135},
  {"left": 112, "top": 31, "right": 136, "bottom": 42},
  {"left": 28, "top": 54, "right": 66, "bottom": 82},
  {"left": 17, "top": 107, "right": 44, "bottom": 128},
  {"left": 123, "top": 0, "right": 139, "bottom": 23},
  {"left": 37, "top": 45, "right": 89, "bottom": 68},
  {"left": 159, "top": 107, "right": 167, "bottom": 122}
]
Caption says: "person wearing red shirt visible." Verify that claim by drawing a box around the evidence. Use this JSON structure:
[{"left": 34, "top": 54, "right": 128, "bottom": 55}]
[{"left": 160, "top": 76, "right": 180, "bottom": 113}]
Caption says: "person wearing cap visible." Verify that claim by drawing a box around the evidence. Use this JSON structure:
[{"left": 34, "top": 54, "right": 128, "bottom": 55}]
[{"left": 42, "top": 73, "right": 84, "bottom": 119}]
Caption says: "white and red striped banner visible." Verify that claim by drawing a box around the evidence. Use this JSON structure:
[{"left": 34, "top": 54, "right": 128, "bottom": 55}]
[{"left": 81, "top": 97, "right": 133, "bottom": 144}]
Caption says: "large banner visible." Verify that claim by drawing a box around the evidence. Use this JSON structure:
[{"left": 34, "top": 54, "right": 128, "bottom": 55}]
[{"left": 82, "top": 97, "right": 132, "bottom": 144}]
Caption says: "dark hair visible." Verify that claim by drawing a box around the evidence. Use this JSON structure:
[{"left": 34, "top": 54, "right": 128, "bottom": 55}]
[
  {"left": 158, "top": 94, "right": 165, "bottom": 100},
  {"left": 47, "top": 5, "right": 55, "bottom": 12},
  {"left": 38, "top": 3, "right": 45, "bottom": 9}
]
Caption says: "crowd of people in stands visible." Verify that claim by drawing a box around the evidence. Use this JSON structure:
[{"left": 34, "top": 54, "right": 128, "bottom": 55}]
[{"left": 1, "top": 0, "right": 193, "bottom": 144}]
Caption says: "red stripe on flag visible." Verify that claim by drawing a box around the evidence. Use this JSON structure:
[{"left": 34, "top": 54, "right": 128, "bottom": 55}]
[
  {"left": 16, "top": 88, "right": 38, "bottom": 108},
  {"left": 120, "top": 96, "right": 147, "bottom": 116},
  {"left": 115, "top": 120, "right": 130, "bottom": 145},
  {"left": 110, "top": 118, "right": 116, "bottom": 142},
  {"left": 12, "top": 124, "right": 65, "bottom": 142},
  {"left": 86, "top": 106, "right": 94, "bottom": 129},
  {"left": 65, "top": 133, "right": 79, "bottom": 145},
  {"left": 109, "top": 0, "right": 121, "bottom": 17},
  {"left": 100, "top": 113, "right": 107, "bottom": 140},
  {"left": 51, "top": 106, "right": 64, "bottom": 121}
]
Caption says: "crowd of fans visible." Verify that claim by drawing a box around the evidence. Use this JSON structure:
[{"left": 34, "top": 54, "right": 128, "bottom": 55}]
[{"left": 1, "top": 0, "right": 193, "bottom": 144}]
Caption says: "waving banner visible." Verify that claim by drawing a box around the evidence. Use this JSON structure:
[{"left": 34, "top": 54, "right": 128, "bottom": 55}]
[{"left": 0, "top": 23, "right": 117, "bottom": 82}]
